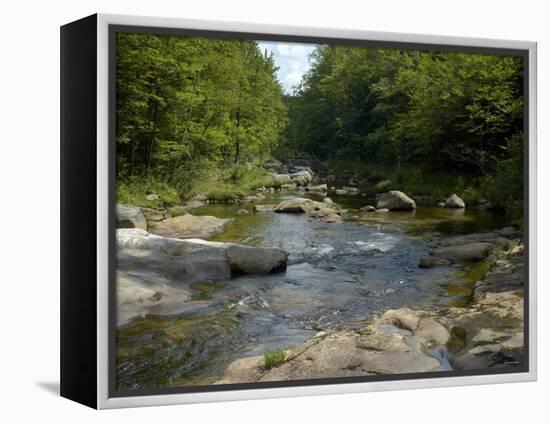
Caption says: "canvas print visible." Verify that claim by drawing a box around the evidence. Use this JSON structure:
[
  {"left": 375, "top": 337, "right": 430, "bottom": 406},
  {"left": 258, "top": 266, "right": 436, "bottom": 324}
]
[{"left": 114, "top": 31, "right": 526, "bottom": 392}]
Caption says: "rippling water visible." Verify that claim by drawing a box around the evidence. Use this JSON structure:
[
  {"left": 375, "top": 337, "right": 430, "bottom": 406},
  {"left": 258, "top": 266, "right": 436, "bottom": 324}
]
[{"left": 116, "top": 192, "right": 507, "bottom": 390}]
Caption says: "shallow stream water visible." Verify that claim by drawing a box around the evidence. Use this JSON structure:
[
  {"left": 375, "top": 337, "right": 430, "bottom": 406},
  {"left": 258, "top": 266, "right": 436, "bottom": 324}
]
[{"left": 116, "top": 192, "right": 507, "bottom": 390}]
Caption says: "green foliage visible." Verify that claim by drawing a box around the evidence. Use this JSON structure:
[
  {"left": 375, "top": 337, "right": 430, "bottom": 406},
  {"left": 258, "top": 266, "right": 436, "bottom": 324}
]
[
  {"left": 481, "top": 133, "right": 524, "bottom": 222},
  {"left": 116, "top": 33, "right": 286, "bottom": 197},
  {"left": 264, "top": 349, "right": 286, "bottom": 369},
  {"left": 285, "top": 46, "right": 524, "bottom": 221},
  {"left": 206, "top": 187, "right": 246, "bottom": 202},
  {"left": 204, "top": 165, "right": 281, "bottom": 201},
  {"left": 117, "top": 179, "right": 180, "bottom": 208}
]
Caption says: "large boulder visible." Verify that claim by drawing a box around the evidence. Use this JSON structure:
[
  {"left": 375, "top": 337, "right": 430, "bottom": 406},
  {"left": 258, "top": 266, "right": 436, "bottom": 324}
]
[
  {"left": 116, "top": 229, "right": 288, "bottom": 323},
  {"left": 376, "top": 191, "right": 416, "bottom": 210},
  {"left": 445, "top": 194, "right": 465, "bottom": 208},
  {"left": 150, "top": 214, "right": 231, "bottom": 239},
  {"left": 290, "top": 170, "right": 313, "bottom": 184},
  {"left": 225, "top": 244, "right": 287, "bottom": 274},
  {"left": 116, "top": 204, "right": 147, "bottom": 230}
]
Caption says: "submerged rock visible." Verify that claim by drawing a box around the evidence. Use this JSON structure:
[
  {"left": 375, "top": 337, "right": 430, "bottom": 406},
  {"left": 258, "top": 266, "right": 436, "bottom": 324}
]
[
  {"left": 431, "top": 242, "right": 494, "bottom": 262},
  {"left": 418, "top": 256, "right": 453, "bottom": 268},
  {"left": 376, "top": 191, "right": 416, "bottom": 211},
  {"left": 254, "top": 204, "right": 276, "bottom": 213},
  {"left": 445, "top": 194, "right": 466, "bottom": 208},
  {"left": 116, "top": 204, "right": 147, "bottom": 230},
  {"left": 150, "top": 214, "right": 231, "bottom": 239}
]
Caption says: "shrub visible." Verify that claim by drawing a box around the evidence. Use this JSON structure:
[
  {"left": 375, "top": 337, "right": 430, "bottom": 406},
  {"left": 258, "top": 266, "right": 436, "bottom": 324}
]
[
  {"left": 117, "top": 179, "right": 180, "bottom": 208},
  {"left": 264, "top": 348, "right": 286, "bottom": 369},
  {"left": 206, "top": 187, "right": 246, "bottom": 202}
]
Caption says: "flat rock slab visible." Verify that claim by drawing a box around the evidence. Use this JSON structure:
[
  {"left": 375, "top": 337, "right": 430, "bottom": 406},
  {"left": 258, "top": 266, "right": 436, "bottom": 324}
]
[
  {"left": 117, "top": 229, "right": 288, "bottom": 324},
  {"left": 150, "top": 213, "right": 231, "bottom": 239}
]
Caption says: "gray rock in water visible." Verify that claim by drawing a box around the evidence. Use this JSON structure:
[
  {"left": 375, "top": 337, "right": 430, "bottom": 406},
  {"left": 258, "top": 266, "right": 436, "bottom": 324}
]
[
  {"left": 445, "top": 193, "right": 465, "bottom": 208},
  {"left": 305, "top": 184, "right": 328, "bottom": 193},
  {"left": 236, "top": 209, "right": 249, "bottom": 215},
  {"left": 225, "top": 244, "right": 287, "bottom": 274},
  {"left": 150, "top": 214, "right": 231, "bottom": 239},
  {"left": 335, "top": 189, "right": 348, "bottom": 195},
  {"left": 274, "top": 198, "right": 312, "bottom": 213},
  {"left": 116, "top": 204, "right": 147, "bottom": 230},
  {"left": 323, "top": 197, "right": 334, "bottom": 205},
  {"left": 360, "top": 205, "right": 376, "bottom": 212},
  {"left": 431, "top": 242, "right": 494, "bottom": 262},
  {"left": 418, "top": 255, "right": 453, "bottom": 268},
  {"left": 376, "top": 191, "right": 416, "bottom": 210}
]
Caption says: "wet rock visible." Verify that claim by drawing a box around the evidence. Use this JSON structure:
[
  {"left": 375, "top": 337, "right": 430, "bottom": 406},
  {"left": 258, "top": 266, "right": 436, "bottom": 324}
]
[
  {"left": 323, "top": 197, "right": 334, "bottom": 205},
  {"left": 274, "top": 198, "right": 312, "bottom": 213},
  {"left": 418, "top": 256, "right": 453, "bottom": 268},
  {"left": 335, "top": 189, "right": 348, "bottom": 195},
  {"left": 116, "top": 204, "right": 147, "bottom": 230},
  {"left": 225, "top": 244, "right": 287, "bottom": 274},
  {"left": 360, "top": 205, "right": 376, "bottom": 212},
  {"left": 431, "top": 242, "right": 494, "bottom": 262},
  {"left": 150, "top": 214, "right": 231, "bottom": 239},
  {"left": 445, "top": 194, "right": 465, "bottom": 208},
  {"left": 375, "top": 208, "right": 389, "bottom": 213},
  {"left": 376, "top": 191, "right": 416, "bottom": 211},
  {"left": 236, "top": 209, "right": 249, "bottom": 215}
]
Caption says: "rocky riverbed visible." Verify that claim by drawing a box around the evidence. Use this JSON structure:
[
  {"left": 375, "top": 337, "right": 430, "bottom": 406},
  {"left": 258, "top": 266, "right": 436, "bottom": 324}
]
[
  {"left": 217, "top": 241, "right": 524, "bottom": 383},
  {"left": 114, "top": 171, "right": 524, "bottom": 390}
]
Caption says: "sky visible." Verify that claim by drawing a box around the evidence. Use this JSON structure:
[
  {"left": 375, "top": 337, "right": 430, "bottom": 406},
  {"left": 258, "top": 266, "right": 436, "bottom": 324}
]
[{"left": 257, "top": 41, "right": 317, "bottom": 95}]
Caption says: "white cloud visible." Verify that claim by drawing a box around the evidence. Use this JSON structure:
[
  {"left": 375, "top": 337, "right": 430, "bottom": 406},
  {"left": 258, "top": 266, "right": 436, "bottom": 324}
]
[{"left": 258, "top": 41, "right": 317, "bottom": 94}]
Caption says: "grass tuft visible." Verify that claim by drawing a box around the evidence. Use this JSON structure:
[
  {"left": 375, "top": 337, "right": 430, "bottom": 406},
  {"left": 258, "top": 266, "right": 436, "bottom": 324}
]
[{"left": 264, "top": 348, "right": 286, "bottom": 369}]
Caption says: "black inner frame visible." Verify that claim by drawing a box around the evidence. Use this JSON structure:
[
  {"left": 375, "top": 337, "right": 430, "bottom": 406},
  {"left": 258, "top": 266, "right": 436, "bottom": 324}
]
[{"left": 108, "top": 24, "right": 530, "bottom": 398}]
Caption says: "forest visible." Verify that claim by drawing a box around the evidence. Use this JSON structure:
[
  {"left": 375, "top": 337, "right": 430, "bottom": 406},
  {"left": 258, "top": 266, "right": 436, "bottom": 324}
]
[{"left": 116, "top": 32, "right": 524, "bottom": 223}]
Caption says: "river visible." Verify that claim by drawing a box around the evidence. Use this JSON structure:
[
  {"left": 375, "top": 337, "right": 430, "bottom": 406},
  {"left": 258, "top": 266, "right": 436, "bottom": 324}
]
[{"left": 116, "top": 191, "right": 507, "bottom": 390}]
